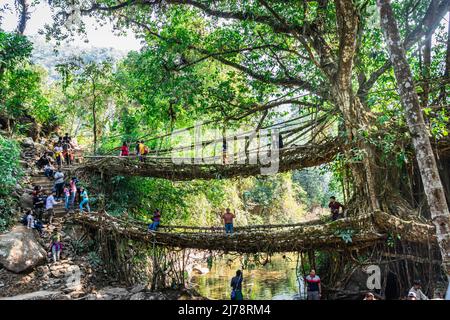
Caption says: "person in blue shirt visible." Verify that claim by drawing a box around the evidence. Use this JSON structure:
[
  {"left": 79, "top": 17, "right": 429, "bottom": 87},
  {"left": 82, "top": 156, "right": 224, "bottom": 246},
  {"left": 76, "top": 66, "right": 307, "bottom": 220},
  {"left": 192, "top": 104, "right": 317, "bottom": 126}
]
[
  {"left": 230, "top": 270, "right": 243, "bottom": 300},
  {"left": 79, "top": 187, "right": 90, "bottom": 213},
  {"left": 148, "top": 209, "right": 161, "bottom": 232}
]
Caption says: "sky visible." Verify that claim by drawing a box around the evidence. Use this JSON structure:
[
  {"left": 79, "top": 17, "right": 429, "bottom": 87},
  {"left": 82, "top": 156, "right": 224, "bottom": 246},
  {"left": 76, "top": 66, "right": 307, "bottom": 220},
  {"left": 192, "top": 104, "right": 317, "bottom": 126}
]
[{"left": 1, "top": 0, "right": 142, "bottom": 51}]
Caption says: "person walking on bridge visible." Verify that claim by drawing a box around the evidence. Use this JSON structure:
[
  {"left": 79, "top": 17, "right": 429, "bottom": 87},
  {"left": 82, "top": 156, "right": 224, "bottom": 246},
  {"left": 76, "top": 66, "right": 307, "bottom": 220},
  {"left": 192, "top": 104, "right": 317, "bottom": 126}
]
[
  {"left": 305, "top": 269, "right": 321, "bottom": 300},
  {"left": 230, "top": 270, "right": 244, "bottom": 300},
  {"left": 328, "top": 196, "right": 345, "bottom": 221},
  {"left": 148, "top": 209, "right": 161, "bottom": 232},
  {"left": 120, "top": 141, "right": 129, "bottom": 157},
  {"left": 222, "top": 208, "right": 236, "bottom": 234},
  {"left": 138, "top": 140, "right": 146, "bottom": 162}
]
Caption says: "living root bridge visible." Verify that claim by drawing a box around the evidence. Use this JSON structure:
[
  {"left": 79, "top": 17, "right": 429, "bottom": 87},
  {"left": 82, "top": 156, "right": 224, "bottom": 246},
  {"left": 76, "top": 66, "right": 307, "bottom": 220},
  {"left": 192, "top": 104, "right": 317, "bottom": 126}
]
[
  {"left": 69, "top": 211, "right": 437, "bottom": 254},
  {"left": 76, "top": 140, "right": 340, "bottom": 180}
]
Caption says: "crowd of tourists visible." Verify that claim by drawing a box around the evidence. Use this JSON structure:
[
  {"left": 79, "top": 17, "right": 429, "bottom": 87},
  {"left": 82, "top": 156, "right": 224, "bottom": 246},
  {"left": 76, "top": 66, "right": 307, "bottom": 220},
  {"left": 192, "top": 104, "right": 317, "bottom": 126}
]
[{"left": 20, "top": 134, "right": 91, "bottom": 263}]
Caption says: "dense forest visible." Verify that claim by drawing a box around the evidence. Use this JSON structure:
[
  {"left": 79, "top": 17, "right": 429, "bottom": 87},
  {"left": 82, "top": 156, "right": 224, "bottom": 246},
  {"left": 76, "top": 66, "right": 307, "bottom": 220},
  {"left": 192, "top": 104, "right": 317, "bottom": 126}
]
[{"left": 0, "top": 0, "right": 449, "bottom": 301}]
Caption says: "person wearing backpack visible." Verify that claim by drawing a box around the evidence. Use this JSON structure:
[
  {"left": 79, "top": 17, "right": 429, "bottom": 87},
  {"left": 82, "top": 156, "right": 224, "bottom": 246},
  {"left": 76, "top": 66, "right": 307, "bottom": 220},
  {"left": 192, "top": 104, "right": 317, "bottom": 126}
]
[{"left": 230, "top": 270, "right": 244, "bottom": 300}]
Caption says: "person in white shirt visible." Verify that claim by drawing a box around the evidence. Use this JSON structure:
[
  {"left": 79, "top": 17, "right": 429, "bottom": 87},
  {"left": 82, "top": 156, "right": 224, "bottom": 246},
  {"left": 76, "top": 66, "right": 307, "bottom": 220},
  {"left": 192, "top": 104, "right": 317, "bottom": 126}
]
[
  {"left": 53, "top": 170, "right": 65, "bottom": 200},
  {"left": 46, "top": 191, "right": 59, "bottom": 224},
  {"left": 44, "top": 164, "right": 54, "bottom": 179},
  {"left": 27, "top": 210, "right": 34, "bottom": 229},
  {"left": 408, "top": 280, "right": 428, "bottom": 300}
]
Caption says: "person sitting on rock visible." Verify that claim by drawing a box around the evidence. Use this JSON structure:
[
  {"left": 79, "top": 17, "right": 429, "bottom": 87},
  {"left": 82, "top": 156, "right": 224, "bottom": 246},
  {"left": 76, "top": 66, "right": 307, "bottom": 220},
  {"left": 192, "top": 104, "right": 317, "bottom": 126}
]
[
  {"left": 25, "top": 210, "right": 44, "bottom": 236},
  {"left": 49, "top": 234, "right": 63, "bottom": 263},
  {"left": 148, "top": 209, "right": 161, "bottom": 232},
  {"left": 26, "top": 209, "right": 34, "bottom": 229},
  {"left": 36, "top": 153, "right": 52, "bottom": 168},
  {"left": 44, "top": 163, "right": 55, "bottom": 179}
]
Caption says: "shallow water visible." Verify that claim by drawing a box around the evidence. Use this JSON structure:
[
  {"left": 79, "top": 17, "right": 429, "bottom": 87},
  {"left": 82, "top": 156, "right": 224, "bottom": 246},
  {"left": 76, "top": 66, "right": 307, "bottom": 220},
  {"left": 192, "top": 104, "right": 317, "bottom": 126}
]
[{"left": 189, "top": 254, "right": 306, "bottom": 300}]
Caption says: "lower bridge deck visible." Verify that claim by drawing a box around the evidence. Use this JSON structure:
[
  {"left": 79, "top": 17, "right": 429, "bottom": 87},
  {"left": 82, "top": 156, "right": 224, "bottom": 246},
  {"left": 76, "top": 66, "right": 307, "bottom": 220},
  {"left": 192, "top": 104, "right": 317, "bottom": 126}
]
[{"left": 69, "top": 211, "right": 437, "bottom": 253}]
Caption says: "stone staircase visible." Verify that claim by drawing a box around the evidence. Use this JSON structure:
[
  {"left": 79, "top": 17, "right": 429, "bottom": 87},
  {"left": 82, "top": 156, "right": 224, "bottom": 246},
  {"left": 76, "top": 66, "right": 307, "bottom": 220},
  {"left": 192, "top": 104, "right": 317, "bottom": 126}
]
[{"left": 30, "top": 174, "right": 68, "bottom": 218}]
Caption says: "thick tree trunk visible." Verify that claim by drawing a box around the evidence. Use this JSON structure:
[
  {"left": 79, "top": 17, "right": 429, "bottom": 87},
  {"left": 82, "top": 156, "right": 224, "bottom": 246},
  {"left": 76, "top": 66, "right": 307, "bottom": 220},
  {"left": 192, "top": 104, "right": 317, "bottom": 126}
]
[
  {"left": 332, "top": 0, "right": 380, "bottom": 213},
  {"left": 377, "top": 0, "right": 450, "bottom": 293},
  {"left": 92, "top": 81, "right": 97, "bottom": 153},
  {"left": 16, "top": 0, "right": 30, "bottom": 35}
]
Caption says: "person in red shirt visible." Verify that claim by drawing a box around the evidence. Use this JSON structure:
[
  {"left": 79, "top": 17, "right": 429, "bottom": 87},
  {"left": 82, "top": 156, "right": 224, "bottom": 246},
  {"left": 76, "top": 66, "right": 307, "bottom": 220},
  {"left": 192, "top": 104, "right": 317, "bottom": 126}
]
[
  {"left": 304, "top": 269, "right": 321, "bottom": 300},
  {"left": 329, "top": 196, "right": 345, "bottom": 221},
  {"left": 120, "top": 142, "right": 129, "bottom": 157},
  {"left": 222, "top": 208, "right": 236, "bottom": 234}
]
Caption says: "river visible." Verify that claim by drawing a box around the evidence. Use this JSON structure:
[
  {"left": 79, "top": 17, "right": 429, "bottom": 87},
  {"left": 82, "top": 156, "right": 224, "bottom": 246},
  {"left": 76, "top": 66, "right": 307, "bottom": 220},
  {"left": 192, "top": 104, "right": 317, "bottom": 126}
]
[{"left": 189, "top": 254, "right": 306, "bottom": 300}]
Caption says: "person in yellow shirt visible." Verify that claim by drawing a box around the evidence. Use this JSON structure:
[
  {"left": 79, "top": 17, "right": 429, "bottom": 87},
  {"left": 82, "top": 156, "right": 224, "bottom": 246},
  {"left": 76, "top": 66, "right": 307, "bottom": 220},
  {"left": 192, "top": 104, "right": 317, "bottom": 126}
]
[{"left": 138, "top": 140, "right": 146, "bottom": 162}]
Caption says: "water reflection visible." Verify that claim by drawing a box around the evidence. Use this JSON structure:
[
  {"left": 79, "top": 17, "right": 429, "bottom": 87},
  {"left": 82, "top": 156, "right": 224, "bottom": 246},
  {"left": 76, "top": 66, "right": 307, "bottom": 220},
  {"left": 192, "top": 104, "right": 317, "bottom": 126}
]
[{"left": 189, "top": 254, "right": 306, "bottom": 300}]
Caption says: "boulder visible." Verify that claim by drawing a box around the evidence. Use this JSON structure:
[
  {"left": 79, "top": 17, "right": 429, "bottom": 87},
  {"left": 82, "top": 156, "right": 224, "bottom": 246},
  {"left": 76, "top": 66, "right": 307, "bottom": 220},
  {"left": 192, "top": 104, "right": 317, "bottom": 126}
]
[
  {"left": 0, "top": 225, "right": 47, "bottom": 273},
  {"left": 130, "top": 292, "right": 146, "bottom": 300},
  {"left": 130, "top": 284, "right": 146, "bottom": 294},
  {"left": 19, "top": 193, "right": 34, "bottom": 210},
  {"left": 21, "top": 138, "right": 34, "bottom": 147},
  {"left": 97, "top": 287, "right": 129, "bottom": 298},
  {"left": 0, "top": 290, "right": 60, "bottom": 300}
]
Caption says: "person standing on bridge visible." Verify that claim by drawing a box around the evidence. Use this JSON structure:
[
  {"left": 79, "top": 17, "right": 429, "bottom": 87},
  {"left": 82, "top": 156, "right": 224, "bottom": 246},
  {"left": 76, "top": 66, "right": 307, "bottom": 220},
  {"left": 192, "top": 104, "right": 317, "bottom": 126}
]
[
  {"left": 328, "top": 196, "right": 345, "bottom": 221},
  {"left": 138, "top": 140, "right": 147, "bottom": 162},
  {"left": 148, "top": 209, "right": 161, "bottom": 232},
  {"left": 222, "top": 208, "right": 236, "bottom": 234},
  {"left": 120, "top": 141, "right": 129, "bottom": 157},
  {"left": 304, "top": 269, "right": 321, "bottom": 300},
  {"left": 230, "top": 270, "right": 244, "bottom": 300}
]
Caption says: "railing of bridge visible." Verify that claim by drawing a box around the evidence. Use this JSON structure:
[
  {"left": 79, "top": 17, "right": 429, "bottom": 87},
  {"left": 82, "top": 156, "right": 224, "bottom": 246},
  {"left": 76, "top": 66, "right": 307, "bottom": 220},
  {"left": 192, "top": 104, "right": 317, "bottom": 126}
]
[{"left": 73, "top": 211, "right": 326, "bottom": 235}]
